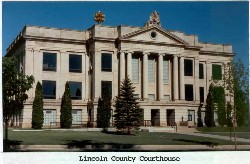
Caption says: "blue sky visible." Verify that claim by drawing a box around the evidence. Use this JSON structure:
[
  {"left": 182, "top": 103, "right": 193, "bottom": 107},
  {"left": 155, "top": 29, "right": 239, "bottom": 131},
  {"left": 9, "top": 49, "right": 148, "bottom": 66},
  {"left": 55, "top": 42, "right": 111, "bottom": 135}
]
[{"left": 2, "top": 1, "right": 249, "bottom": 68}]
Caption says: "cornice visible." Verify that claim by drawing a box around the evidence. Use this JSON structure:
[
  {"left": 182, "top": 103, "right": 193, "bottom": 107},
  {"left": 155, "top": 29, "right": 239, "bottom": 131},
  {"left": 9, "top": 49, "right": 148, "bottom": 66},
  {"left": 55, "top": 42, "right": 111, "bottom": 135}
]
[
  {"left": 24, "top": 35, "right": 86, "bottom": 45},
  {"left": 199, "top": 50, "right": 235, "bottom": 56}
]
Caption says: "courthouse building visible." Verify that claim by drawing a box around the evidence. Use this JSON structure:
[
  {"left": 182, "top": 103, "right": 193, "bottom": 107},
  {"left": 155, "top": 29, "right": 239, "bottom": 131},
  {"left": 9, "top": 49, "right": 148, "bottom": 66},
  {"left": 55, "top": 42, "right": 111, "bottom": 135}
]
[{"left": 6, "top": 11, "right": 234, "bottom": 128}]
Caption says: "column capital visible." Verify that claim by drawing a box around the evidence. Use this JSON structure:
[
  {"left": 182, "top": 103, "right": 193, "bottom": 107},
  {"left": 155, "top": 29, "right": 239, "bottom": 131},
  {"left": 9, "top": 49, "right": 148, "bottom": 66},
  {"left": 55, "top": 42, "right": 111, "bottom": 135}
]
[
  {"left": 143, "top": 52, "right": 150, "bottom": 55},
  {"left": 158, "top": 53, "right": 164, "bottom": 56}
]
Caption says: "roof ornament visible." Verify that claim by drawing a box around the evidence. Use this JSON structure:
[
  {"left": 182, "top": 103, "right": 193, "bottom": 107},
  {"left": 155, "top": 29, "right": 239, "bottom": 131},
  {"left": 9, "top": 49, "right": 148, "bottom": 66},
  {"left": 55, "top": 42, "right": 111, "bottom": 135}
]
[
  {"left": 94, "top": 11, "right": 105, "bottom": 25},
  {"left": 145, "top": 11, "right": 161, "bottom": 28}
]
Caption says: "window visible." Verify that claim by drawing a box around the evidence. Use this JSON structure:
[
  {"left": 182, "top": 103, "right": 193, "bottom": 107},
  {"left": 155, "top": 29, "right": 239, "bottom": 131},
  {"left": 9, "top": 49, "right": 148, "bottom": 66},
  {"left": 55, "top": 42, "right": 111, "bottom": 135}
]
[
  {"left": 148, "top": 94, "right": 155, "bottom": 101},
  {"left": 148, "top": 57, "right": 155, "bottom": 83},
  {"left": 184, "top": 59, "right": 193, "bottom": 76},
  {"left": 164, "top": 95, "right": 170, "bottom": 102},
  {"left": 212, "top": 64, "right": 222, "bottom": 80},
  {"left": 185, "top": 84, "right": 193, "bottom": 101},
  {"left": 69, "top": 82, "right": 82, "bottom": 100},
  {"left": 43, "top": 109, "right": 56, "bottom": 126},
  {"left": 200, "top": 87, "right": 204, "bottom": 103},
  {"left": 72, "top": 109, "right": 82, "bottom": 124},
  {"left": 163, "top": 58, "right": 169, "bottom": 83},
  {"left": 102, "top": 53, "right": 112, "bottom": 72},
  {"left": 69, "top": 54, "right": 82, "bottom": 73},
  {"left": 42, "top": 80, "right": 56, "bottom": 99},
  {"left": 132, "top": 57, "right": 139, "bottom": 82},
  {"left": 199, "top": 63, "right": 204, "bottom": 79},
  {"left": 101, "top": 81, "right": 112, "bottom": 98},
  {"left": 43, "top": 52, "right": 57, "bottom": 71}
]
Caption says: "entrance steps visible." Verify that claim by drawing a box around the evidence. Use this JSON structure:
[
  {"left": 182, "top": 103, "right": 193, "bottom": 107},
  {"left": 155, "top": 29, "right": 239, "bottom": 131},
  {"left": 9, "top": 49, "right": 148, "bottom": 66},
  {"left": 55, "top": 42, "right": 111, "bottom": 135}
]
[{"left": 140, "top": 126, "right": 198, "bottom": 133}]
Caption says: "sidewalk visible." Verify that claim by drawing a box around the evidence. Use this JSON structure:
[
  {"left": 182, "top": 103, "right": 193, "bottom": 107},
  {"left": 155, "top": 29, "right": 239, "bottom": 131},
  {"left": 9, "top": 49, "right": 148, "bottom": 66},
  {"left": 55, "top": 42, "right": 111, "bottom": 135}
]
[{"left": 177, "top": 132, "right": 250, "bottom": 144}]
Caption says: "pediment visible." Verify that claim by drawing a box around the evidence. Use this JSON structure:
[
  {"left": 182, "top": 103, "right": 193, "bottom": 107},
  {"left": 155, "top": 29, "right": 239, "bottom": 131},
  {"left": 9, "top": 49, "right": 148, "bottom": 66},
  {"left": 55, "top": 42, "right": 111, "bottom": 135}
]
[{"left": 119, "top": 26, "right": 188, "bottom": 45}]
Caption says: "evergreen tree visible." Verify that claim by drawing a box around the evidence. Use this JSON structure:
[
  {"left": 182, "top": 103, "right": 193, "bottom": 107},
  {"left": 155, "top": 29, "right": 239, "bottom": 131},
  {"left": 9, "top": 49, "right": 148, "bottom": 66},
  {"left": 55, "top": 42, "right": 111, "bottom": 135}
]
[
  {"left": 197, "top": 103, "right": 203, "bottom": 127},
  {"left": 32, "top": 82, "right": 44, "bottom": 129},
  {"left": 213, "top": 86, "right": 226, "bottom": 126},
  {"left": 97, "top": 81, "right": 112, "bottom": 130},
  {"left": 204, "top": 84, "right": 215, "bottom": 127},
  {"left": 60, "top": 82, "right": 72, "bottom": 128},
  {"left": 114, "top": 77, "right": 143, "bottom": 134},
  {"left": 226, "top": 102, "right": 233, "bottom": 127}
]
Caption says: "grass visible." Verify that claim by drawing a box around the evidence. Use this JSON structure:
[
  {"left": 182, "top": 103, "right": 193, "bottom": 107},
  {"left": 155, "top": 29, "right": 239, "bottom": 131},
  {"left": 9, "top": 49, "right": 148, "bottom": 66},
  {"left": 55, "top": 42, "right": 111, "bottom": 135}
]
[
  {"left": 196, "top": 126, "right": 249, "bottom": 132},
  {"left": 6, "top": 129, "right": 247, "bottom": 146},
  {"left": 196, "top": 126, "right": 250, "bottom": 139}
]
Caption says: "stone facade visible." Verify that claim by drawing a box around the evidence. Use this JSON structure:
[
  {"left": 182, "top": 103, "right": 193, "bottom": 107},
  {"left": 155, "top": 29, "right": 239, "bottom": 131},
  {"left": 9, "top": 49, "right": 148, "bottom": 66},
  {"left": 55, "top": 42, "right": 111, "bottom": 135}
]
[{"left": 6, "top": 12, "right": 234, "bottom": 128}]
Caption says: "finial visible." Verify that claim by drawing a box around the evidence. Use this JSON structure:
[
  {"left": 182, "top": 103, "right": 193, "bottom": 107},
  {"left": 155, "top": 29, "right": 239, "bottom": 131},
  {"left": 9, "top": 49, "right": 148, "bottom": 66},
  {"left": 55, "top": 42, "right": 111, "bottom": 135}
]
[
  {"left": 145, "top": 11, "right": 161, "bottom": 28},
  {"left": 94, "top": 11, "right": 105, "bottom": 24}
]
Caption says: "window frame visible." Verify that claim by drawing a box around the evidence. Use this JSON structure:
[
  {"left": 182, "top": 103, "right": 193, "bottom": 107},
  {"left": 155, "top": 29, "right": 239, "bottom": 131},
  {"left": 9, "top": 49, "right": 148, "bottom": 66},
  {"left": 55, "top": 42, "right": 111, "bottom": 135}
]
[
  {"left": 212, "top": 64, "right": 222, "bottom": 80},
  {"left": 185, "top": 84, "right": 194, "bottom": 101},
  {"left": 42, "top": 80, "right": 56, "bottom": 99},
  {"left": 101, "top": 53, "right": 112, "bottom": 72},
  {"left": 69, "top": 81, "right": 82, "bottom": 100},
  {"left": 184, "top": 59, "right": 193, "bottom": 76},
  {"left": 43, "top": 52, "right": 57, "bottom": 71},
  {"left": 69, "top": 54, "right": 82, "bottom": 73},
  {"left": 199, "top": 63, "right": 204, "bottom": 79},
  {"left": 101, "top": 81, "right": 112, "bottom": 98}
]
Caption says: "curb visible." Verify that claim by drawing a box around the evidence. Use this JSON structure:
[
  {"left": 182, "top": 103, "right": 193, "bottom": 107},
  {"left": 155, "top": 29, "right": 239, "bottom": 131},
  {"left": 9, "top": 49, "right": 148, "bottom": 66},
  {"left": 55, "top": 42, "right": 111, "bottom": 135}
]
[{"left": 13, "top": 144, "right": 250, "bottom": 151}]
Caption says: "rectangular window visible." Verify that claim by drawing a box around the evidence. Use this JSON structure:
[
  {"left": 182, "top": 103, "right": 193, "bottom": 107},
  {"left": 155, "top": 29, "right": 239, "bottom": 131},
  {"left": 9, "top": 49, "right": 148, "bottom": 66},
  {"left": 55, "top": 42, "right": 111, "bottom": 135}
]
[
  {"left": 148, "top": 94, "right": 155, "bottom": 101},
  {"left": 69, "top": 82, "right": 82, "bottom": 100},
  {"left": 72, "top": 109, "right": 82, "bottom": 124},
  {"left": 132, "top": 57, "right": 139, "bottom": 82},
  {"left": 43, "top": 52, "right": 57, "bottom": 71},
  {"left": 69, "top": 54, "right": 82, "bottom": 73},
  {"left": 163, "top": 58, "right": 169, "bottom": 83},
  {"left": 43, "top": 109, "right": 56, "bottom": 126},
  {"left": 184, "top": 59, "right": 193, "bottom": 76},
  {"left": 200, "top": 87, "right": 204, "bottom": 103},
  {"left": 185, "top": 84, "right": 193, "bottom": 101},
  {"left": 212, "top": 64, "right": 222, "bottom": 80},
  {"left": 102, "top": 53, "right": 112, "bottom": 72},
  {"left": 199, "top": 63, "right": 204, "bottom": 79},
  {"left": 148, "top": 57, "right": 155, "bottom": 83},
  {"left": 42, "top": 80, "right": 56, "bottom": 99},
  {"left": 164, "top": 95, "right": 170, "bottom": 102},
  {"left": 101, "top": 81, "right": 112, "bottom": 98}
]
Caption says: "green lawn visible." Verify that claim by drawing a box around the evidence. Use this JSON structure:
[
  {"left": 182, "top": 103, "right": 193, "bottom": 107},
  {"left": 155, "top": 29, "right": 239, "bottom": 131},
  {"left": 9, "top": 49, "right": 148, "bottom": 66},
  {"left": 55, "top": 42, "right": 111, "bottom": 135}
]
[
  {"left": 5, "top": 129, "right": 247, "bottom": 146},
  {"left": 196, "top": 127, "right": 249, "bottom": 132},
  {"left": 196, "top": 127, "right": 250, "bottom": 139}
]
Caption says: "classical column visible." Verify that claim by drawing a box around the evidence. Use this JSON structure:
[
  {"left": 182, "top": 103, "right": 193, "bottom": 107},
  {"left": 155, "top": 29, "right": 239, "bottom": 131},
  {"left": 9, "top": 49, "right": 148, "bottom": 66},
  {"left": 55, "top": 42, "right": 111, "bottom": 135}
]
[
  {"left": 173, "top": 55, "right": 179, "bottom": 100},
  {"left": 92, "top": 51, "right": 101, "bottom": 102},
  {"left": 143, "top": 52, "right": 148, "bottom": 100},
  {"left": 127, "top": 52, "right": 132, "bottom": 79},
  {"left": 195, "top": 58, "right": 200, "bottom": 101},
  {"left": 85, "top": 52, "right": 89, "bottom": 100},
  {"left": 158, "top": 53, "right": 164, "bottom": 100},
  {"left": 120, "top": 51, "right": 125, "bottom": 82},
  {"left": 179, "top": 56, "right": 185, "bottom": 100},
  {"left": 206, "top": 61, "right": 212, "bottom": 93}
]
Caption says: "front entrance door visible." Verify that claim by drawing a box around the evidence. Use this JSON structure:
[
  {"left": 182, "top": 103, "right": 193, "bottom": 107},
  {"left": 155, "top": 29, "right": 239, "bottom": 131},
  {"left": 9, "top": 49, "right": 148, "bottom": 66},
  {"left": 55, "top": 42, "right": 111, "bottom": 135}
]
[
  {"left": 188, "top": 110, "right": 195, "bottom": 125},
  {"left": 167, "top": 109, "right": 175, "bottom": 126},
  {"left": 151, "top": 109, "right": 160, "bottom": 126}
]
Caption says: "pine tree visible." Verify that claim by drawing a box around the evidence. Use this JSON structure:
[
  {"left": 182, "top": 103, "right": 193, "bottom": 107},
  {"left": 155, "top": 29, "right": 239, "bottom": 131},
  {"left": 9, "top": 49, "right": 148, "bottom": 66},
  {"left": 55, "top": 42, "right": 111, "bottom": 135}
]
[
  {"left": 60, "top": 82, "right": 72, "bottom": 128},
  {"left": 97, "top": 81, "right": 112, "bottom": 130},
  {"left": 114, "top": 77, "right": 143, "bottom": 134},
  {"left": 197, "top": 103, "right": 203, "bottom": 127},
  {"left": 32, "top": 82, "right": 44, "bottom": 129},
  {"left": 205, "top": 84, "right": 215, "bottom": 127}
]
